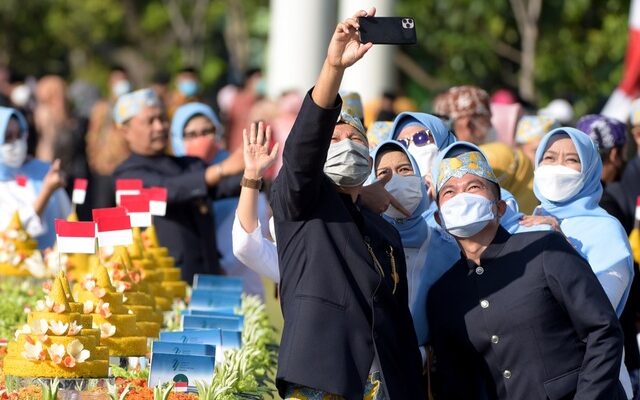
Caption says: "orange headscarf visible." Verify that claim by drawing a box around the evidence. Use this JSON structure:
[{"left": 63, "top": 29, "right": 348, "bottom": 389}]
[{"left": 480, "top": 142, "right": 538, "bottom": 214}]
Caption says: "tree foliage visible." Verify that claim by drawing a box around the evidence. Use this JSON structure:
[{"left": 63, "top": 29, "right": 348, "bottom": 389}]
[
  {"left": 0, "top": 0, "right": 630, "bottom": 115},
  {"left": 396, "top": 0, "right": 629, "bottom": 115}
]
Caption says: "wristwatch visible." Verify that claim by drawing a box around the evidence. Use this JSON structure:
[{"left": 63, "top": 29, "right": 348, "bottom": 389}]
[{"left": 240, "top": 176, "right": 263, "bottom": 190}]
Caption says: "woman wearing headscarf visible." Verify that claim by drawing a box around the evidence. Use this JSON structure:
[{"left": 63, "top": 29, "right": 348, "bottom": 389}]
[
  {"left": 480, "top": 141, "right": 538, "bottom": 214},
  {"left": 526, "top": 127, "right": 635, "bottom": 397},
  {"left": 170, "top": 102, "right": 263, "bottom": 296},
  {"left": 381, "top": 112, "right": 547, "bottom": 234},
  {"left": 515, "top": 115, "right": 561, "bottom": 164},
  {"left": 0, "top": 107, "right": 71, "bottom": 249},
  {"left": 370, "top": 139, "right": 460, "bottom": 363},
  {"left": 357, "top": 112, "right": 456, "bottom": 225},
  {"left": 528, "top": 128, "right": 633, "bottom": 314}
]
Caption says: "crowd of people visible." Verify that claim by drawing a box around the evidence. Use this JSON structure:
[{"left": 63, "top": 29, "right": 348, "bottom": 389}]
[{"left": 3, "top": 7, "right": 640, "bottom": 400}]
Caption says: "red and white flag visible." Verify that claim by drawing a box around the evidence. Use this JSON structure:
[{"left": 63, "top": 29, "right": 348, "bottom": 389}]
[
  {"left": 143, "top": 187, "right": 168, "bottom": 217},
  {"left": 602, "top": 0, "right": 640, "bottom": 121},
  {"left": 115, "top": 179, "right": 143, "bottom": 205},
  {"left": 15, "top": 175, "right": 27, "bottom": 187},
  {"left": 120, "top": 194, "right": 152, "bottom": 227},
  {"left": 55, "top": 220, "right": 96, "bottom": 254},
  {"left": 636, "top": 196, "right": 640, "bottom": 221},
  {"left": 72, "top": 179, "right": 88, "bottom": 205},
  {"left": 92, "top": 207, "right": 127, "bottom": 222},
  {"left": 96, "top": 215, "right": 133, "bottom": 247}
]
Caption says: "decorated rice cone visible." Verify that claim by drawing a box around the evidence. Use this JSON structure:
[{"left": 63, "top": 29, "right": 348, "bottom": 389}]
[
  {"left": 107, "top": 251, "right": 162, "bottom": 337},
  {"left": 4, "top": 276, "right": 109, "bottom": 378},
  {"left": 123, "top": 235, "right": 174, "bottom": 311},
  {"left": 75, "top": 263, "right": 147, "bottom": 357},
  {"left": 0, "top": 211, "right": 45, "bottom": 277},
  {"left": 140, "top": 226, "right": 188, "bottom": 300}
]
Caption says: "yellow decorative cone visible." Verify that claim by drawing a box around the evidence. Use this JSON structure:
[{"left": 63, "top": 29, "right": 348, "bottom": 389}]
[
  {"left": 140, "top": 226, "right": 188, "bottom": 299},
  {"left": 76, "top": 263, "right": 147, "bottom": 357},
  {"left": 0, "top": 211, "right": 43, "bottom": 277},
  {"left": 4, "top": 276, "right": 109, "bottom": 378}
]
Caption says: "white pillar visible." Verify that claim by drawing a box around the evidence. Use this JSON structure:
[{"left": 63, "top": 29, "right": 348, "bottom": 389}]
[
  {"left": 266, "top": 0, "right": 337, "bottom": 98},
  {"left": 338, "top": 0, "right": 397, "bottom": 103}
]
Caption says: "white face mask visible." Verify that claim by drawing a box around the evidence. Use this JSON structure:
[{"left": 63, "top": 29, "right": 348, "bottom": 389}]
[
  {"left": 407, "top": 143, "right": 438, "bottom": 180},
  {"left": 384, "top": 174, "right": 424, "bottom": 219},
  {"left": 534, "top": 164, "right": 584, "bottom": 202},
  {"left": 440, "top": 192, "right": 496, "bottom": 238},
  {"left": 0, "top": 139, "right": 27, "bottom": 168},
  {"left": 324, "top": 139, "right": 371, "bottom": 187},
  {"left": 112, "top": 80, "right": 132, "bottom": 98}
]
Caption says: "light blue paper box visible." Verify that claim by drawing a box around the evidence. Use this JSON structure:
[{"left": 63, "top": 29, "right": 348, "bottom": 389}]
[
  {"left": 148, "top": 353, "right": 215, "bottom": 392},
  {"left": 221, "top": 330, "right": 242, "bottom": 349},
  {"left": 182, "top": 315, "right": 244, "bottom": 331},
  {"left": 151, "top": 341, "right": 216, "bottom": 357},
  {"left": 159, "top": 329, "right": 222, "bottom": 346},
  {"left": 189, "top": 291, "right": 242, "bottom": 311},
  {"left": 193, "top": 274, "right": 244, "bottom": 290},
  {"left": 182, "top": 308, "right": 238, "bottom": 316}
]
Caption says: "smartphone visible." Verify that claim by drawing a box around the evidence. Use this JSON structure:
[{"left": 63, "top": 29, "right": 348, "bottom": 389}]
[{"left": 359, "top": 17, "right": 417, "bottom": 45}]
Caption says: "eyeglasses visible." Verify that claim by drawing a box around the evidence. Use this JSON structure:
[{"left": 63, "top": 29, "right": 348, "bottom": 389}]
[
  {"left": 183, "top": 126, "right": 216, "bottom": 140},
  {"left": 398, "top": 130, "right": 434, "bottom": 148}
]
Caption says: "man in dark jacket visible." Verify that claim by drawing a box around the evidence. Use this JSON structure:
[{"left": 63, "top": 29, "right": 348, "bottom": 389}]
[
  {"left": 270, "top": 8, "right": 425, "bottom": 400},
  {"left": 113, "top": 88, "right": 243, "bottom": 282},
  {"left": 428, "top": 141, "right": 625, "bottom": 399}
]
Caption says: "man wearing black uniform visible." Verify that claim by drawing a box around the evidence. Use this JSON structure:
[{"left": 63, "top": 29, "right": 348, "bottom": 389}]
[
  {"left": 113, "top": 88, "right": 243, "bottom": 282},
  {"left": 270, "top": 7, "right": 424, "bottom": 400},
  {"left": 427, "top": 141, "right": 625, "bottom": 399}
]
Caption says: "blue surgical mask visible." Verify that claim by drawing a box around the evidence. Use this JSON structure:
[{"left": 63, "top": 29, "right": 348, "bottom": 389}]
[{"left": 178, "top": 79, "right": 199, "bottom": 97}]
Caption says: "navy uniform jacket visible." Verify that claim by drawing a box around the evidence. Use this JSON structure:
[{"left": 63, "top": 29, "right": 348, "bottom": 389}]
[
  {"left": 428, "top": 227, "right": 625, "bottom": 400},
  {"left": 114, "top": 153, "right": 240, "bottom": 282},
  {"left": 271, "top": 91, "right": 425, "bottom": 400}
]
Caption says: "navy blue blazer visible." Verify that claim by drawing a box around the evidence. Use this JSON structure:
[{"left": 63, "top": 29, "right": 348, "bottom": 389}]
[
  {"left": 271, "top": 91, "right": 425, "bottom": 400},
  {"left": 114, "top": 153, "right": 240, "bottom": 282},
  {"left": 428, "top": 227, "right": 625, "bottom": 400}
]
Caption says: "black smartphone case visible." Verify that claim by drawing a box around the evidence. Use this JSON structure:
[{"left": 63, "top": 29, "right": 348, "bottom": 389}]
[{"left": 359, "top": 17, "right": 417, "bottom": 45}]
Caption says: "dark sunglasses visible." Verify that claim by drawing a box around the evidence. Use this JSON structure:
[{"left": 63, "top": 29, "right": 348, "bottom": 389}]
[
  {"left": 398, "top": 129, "right": 434, "bottom": 148},
  {"left": 183, "top": 126, "right": 216, "bottom": 140}
]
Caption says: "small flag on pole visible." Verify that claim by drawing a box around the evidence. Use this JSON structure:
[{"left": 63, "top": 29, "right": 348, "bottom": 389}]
[
  {"left": 15, "top": 175, "right": 27, "bottom": 187},
  {"left": 55, "top": 220, "right": 96, "bottom": 254},
  {"left": 120, "top": 194, "right": 152, "bottom": 227},
  {"left": 72, "top": 179, "right": 88, "bottom": 205},
  {"left": 96, "top": 215, "right": 133, "bottom": 247},
  {"left": 143, "top": 187, "right": 168, "bottom": 217},
  {"left": 636, "top": 197, "right": 640, "bottom": 221},
  {"left": 92, "top": 207, "right": 127, "bottom": 222},
  {"left": 115, "top": 179, "right": 143, "bottom": 205}
]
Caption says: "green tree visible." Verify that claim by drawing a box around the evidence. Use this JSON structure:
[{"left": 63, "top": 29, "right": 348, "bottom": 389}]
[{"left": 396, "top": 0, "right": 628, "bottom": 116}]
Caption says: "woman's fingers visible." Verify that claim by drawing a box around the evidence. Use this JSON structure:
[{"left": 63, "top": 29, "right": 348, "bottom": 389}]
[
  {"left": 269, "top": 142, "right": 280, "bottom": 160},
  {"left": 249, "top": 121, "right": 257, "bottom": 144},
  {"left": 256, "top": 121, "right": 265, "bottom": 147},
  {"left": 264, "top": 125, "right": 272, "bottom": 148},
  {"left": 242, "top": 128, "right": 249, "bottom": 148}
]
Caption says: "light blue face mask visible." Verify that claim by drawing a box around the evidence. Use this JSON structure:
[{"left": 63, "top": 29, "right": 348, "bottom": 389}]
[{"left": 178, "top": 79, "right": 199, "bottom": 97}]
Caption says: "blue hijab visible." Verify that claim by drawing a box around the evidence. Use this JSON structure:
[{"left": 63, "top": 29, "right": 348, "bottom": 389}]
[
  {"left": 0, "top": 107, "right": 70, "bottom": 249},
  {"left": 170, "top": 102, "right": 223, "bottom": 157},
  {"left": 370, "top": 140, "right": 430, "bottom": 248},
  {"left": 534, "top": 127, "right": 633, "bottom": 315},
  {"left": 371, "top": 140, "right": 460, "bottom": 345},
  {"left": 389, "top": 111, "right": 456, "bottom": 151},
  {"left": 388, "top": 112, "right": 456, "bottom": 228}
]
